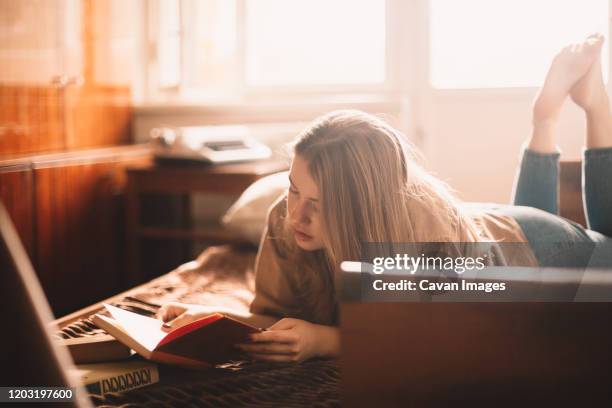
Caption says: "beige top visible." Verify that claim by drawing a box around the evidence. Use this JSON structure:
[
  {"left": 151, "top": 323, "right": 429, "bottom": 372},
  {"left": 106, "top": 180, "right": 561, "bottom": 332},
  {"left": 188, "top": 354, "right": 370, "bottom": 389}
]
[{"left": 249, "top": 196, "right": 538, "bottom": 326}]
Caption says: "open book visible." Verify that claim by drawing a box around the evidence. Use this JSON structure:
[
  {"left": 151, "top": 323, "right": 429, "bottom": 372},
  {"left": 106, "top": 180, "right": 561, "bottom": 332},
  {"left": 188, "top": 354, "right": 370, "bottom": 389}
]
[{"left": 92, "top": 304, "right": 261, "bottom": 368}]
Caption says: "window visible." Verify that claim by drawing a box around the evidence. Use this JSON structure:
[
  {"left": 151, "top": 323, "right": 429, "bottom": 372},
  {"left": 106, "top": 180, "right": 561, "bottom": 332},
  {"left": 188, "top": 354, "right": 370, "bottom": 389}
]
[
  {"left": 430, "top": 0, "right": 609, "bottom": 89},
  {"left": 150, "top": 0, "right": 387, "bottom": 100},
  {"left": 148, "top": 0, "right": 610, "bottom": 102},
  {"left": 245, "top": 0, "right": 386, "bottom": 87},
  {"left": 156, "top": 0, "right": 181, "bottom": 88}
]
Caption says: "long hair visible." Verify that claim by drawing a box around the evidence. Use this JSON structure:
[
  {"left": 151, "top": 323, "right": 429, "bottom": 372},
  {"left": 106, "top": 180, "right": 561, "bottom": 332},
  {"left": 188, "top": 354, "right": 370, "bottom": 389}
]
[{"left": 287, "top": 110, "right": 483, "bottom": 271}]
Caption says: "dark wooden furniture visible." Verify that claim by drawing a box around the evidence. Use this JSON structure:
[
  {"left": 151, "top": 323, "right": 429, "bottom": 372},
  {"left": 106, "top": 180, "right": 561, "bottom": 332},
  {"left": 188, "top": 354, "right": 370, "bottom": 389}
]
[
  {"left": 0, "top": 1, "right": 145, "bottom": 316},
  {"left": 125, "top": 160, "right": 288, "bottom": 285},
  {"left": 0, "top": 146, "right": 152, "bottom": 316}
]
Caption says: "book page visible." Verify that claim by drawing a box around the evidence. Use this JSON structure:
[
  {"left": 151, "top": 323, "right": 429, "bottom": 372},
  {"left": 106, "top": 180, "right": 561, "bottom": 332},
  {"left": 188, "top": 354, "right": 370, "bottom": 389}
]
[
  {"left": 104, "top": 304, "right": 166, "bottom": 351},
  {"left": 92, "top": 315, "right": 152, "bottom": 359}
]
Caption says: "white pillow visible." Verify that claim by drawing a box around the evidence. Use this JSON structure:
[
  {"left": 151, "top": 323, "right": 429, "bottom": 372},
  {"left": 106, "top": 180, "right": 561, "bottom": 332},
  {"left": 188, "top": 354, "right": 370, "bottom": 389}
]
[{"left": 221, "top": 171, "right": 289, "bottom": 245}]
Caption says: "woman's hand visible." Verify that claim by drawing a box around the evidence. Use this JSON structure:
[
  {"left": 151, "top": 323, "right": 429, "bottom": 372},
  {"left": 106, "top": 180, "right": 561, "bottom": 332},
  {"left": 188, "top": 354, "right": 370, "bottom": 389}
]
[
  {"left": 236, "top": 318, "right": 339, "bottom": 363},
  {"left": 157, "top": 302, "right": 219, "bottom": 332}
]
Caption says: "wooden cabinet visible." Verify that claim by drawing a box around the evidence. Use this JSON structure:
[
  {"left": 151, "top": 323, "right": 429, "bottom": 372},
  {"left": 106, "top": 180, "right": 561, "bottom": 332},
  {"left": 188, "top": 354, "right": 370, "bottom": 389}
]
[
  {"left": 36, "top": 162, "right": 118, "bottom": 314},
  {"left": 0, "top": 0, "right": 135, "bottom": 157},
  {"left": 0, "top": 163, "right": 35, "bottom": 259},
  {"left": 1, "top": 146, "right": 152, "bottom": 316},
  {"left": 0, "top": 85, "right": 66, "bottom": 155},
  {"left": 0, "top": 0, "right": 144, "bottom": 315},
  {"left": 65, "top": 85, "right": 132, "bottom": 150},
  {"left": 0, "top": 0, "right": 82, "bottom": 86},
  {"left": 0, "top": 0, "right": 80, "bottom": 155}
]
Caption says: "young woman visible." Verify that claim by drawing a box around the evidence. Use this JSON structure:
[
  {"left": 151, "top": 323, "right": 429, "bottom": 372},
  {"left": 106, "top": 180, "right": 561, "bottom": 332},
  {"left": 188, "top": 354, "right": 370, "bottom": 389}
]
[{"left": 159, "top": 34, "right": 612, "bottom": 363}]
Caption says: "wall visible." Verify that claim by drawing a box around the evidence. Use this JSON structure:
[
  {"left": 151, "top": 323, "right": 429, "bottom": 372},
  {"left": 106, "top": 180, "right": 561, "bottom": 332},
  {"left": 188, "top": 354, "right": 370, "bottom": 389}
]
[{"left": 424, "top": 90, "right": 587, "bottom": 204}]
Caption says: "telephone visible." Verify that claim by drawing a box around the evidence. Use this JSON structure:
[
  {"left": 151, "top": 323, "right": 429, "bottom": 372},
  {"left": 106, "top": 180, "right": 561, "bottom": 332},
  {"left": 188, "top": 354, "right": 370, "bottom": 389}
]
[{"left": 151, "top": 125, "right": 272, "bottom": 164}]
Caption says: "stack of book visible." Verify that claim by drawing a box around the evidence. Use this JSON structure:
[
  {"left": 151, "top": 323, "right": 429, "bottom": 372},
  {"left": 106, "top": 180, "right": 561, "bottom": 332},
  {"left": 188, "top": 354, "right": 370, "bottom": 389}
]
[{"left": 69, "top": 359, "right": 159, "bottom": 395}]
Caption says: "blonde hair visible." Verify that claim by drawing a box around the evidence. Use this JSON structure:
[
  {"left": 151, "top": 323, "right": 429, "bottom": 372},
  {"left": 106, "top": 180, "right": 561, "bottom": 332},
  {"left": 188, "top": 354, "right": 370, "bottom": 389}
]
[{"left": 288, "top": 109, "right": 483, "bottom": 270}]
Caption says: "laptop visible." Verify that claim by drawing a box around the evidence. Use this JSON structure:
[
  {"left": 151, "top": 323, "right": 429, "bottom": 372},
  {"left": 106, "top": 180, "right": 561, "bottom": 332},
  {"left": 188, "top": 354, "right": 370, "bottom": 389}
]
[
  {"left": 340, "top": 262, "right": 612, "bottom": 406},
  {"left": 0, "top": 201, "right": 92, "bottom": 407}
]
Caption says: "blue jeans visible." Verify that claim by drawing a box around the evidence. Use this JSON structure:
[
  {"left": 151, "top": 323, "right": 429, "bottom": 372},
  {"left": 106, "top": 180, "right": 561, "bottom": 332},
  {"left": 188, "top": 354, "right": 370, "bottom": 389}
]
[{"left": 502, "top": 148, "right": 612, "bottom": 267}]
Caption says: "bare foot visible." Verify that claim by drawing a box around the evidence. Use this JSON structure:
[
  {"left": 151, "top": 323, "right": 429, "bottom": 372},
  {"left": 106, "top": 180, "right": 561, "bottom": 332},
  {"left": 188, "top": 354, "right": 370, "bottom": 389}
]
[
  {"left": 571, "top": 35, "right": 612, "bottom": 149},
  {"left": 570, "top": 34, "right": 607, "bottom": 114},
  {"left": 533, "top": 35, "right": 603, "bottom": 124}
]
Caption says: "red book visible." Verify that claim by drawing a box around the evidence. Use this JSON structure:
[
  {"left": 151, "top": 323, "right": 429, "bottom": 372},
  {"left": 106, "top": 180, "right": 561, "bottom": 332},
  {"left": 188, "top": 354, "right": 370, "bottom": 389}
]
[{"left": 92, "top": 304, "right": 260, "bottom": 368}]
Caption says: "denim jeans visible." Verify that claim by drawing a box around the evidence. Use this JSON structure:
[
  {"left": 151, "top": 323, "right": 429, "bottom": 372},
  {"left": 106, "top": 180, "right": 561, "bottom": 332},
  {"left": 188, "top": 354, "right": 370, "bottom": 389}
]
[{"left": 502, "top": 147, "right": 612, "bottom": 267}]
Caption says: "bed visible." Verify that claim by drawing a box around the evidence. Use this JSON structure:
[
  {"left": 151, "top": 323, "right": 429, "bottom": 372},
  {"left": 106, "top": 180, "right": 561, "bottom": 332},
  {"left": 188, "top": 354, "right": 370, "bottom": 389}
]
[{"left": 53, "top": 244, "right": 339, "bottom": 407}]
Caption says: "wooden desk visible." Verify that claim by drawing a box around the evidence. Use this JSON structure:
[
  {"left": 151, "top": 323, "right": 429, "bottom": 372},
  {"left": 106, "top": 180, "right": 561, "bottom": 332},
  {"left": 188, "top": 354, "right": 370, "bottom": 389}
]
[{"left": 125, "top": 160, "right": 287, "bottom": 285}]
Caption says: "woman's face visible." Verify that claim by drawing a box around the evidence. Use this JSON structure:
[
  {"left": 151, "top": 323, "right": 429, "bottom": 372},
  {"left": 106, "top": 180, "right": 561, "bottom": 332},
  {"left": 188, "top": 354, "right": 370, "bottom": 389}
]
[{"left": 287, "top": 155, "right": 324, "bottom": 251}]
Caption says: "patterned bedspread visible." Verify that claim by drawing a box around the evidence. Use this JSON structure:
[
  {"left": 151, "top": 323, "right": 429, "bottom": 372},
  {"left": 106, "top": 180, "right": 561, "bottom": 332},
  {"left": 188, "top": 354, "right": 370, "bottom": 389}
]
[{"left": 55, "top": 245, "right": 340, "bottom": 407}]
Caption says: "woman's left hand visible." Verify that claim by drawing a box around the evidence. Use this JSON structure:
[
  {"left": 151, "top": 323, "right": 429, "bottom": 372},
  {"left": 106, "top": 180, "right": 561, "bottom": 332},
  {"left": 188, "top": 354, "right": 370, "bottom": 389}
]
[{"left": 236, "top": 318, "right": 339, "bottom": 363}]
